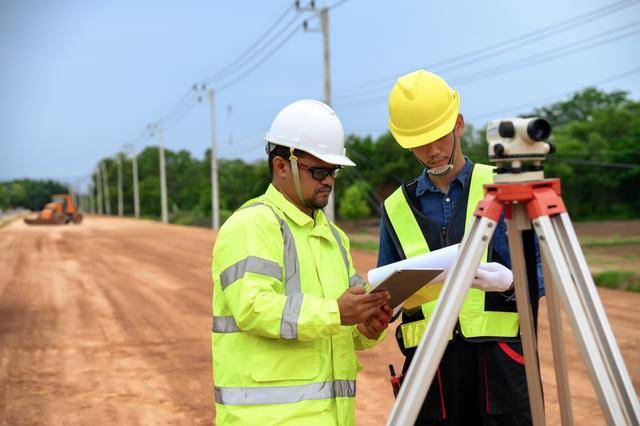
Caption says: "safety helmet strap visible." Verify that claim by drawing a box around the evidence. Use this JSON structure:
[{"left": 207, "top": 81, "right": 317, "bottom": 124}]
[
  {"left": 426, "top": 128, "right": 458, "bottom": 177},
  {"left": 289, "top": 147, "right": 310, "bottom": 207}
]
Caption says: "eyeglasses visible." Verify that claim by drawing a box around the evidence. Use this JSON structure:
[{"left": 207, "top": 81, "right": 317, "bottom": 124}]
[{"left": 297, "top": 161, "right": 342, "bottom": 181}]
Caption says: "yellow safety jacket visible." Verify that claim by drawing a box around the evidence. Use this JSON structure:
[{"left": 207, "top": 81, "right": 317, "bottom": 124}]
[
  {"left": 382, "top": 163, "right": 519, "bottom": 350},
  {"left": 212, "top": 184, "right": 382, "bottom": 426}
]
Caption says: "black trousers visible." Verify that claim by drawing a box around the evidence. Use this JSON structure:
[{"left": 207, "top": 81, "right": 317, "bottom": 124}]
[{"left": 402, "top": 337, "right": 533, "bottom": 426}]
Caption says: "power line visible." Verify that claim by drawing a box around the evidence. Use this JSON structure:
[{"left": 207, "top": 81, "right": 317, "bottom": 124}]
[
  {"left": 204, "top": 10, "right": 303, "bottom": 86},
  {"left": 216, "top": 23, "right": 303, "bottom": 93},
  {"left": 335, "top": 24, "right": 640, "bottom": 112},
  {"left": 465, "top": 66, "right": 640, "bottom": 121},
  {"left": 333, "top": 0, "right": 639, "bottom": 101},
  {"left": 206, "top": 3, "right": 294, "bottom": 83}
]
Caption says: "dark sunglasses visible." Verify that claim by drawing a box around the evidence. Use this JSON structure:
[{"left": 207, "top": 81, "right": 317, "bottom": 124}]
[{"left": 297, "top": 162, "right": 342, "bottom": 181}]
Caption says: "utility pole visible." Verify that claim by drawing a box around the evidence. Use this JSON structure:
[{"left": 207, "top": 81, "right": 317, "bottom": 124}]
[
  {"left": 96, "top": 167, "right": 103, "bottom": 214},
  {"left": 149, "top": 124, "right": 169, "bottom": 223},
  {"left": 89, "top": 183, "right": 95, "bottom": 214},
  {"left": 208, "top": 89, "right": 220, "bottom": 230},
  {"left": 101, "top": 161, "right": 112, "bottom": 215},
  {"left": 125, "top": 144, "right": 140, "bottom": 218},
  {"left": 117, "top": 153, "right": 123, "bottom": 216},
  {"left": 303, "top": 4, "right": 335, "bottom": 221}
]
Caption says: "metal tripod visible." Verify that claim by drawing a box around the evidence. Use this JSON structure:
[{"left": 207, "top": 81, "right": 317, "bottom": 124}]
[{"left": 386, "top": 178, "right": 640, "bottom": 425}]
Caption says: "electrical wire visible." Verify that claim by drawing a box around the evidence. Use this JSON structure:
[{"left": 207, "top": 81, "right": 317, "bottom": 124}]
[
  {"left": 216, "top": 23, "right": 303, "bottom": 93},
  {"left": 206, "top": 2, "right": 294, "bottom": 82},
  {"left": 335, "top": 24, "right": 640, "bottom": 112},
  {"left": 465, "top": 66, "right": 640, "bottom": 121},
  {"left": 204, "top": 10, "right": 302, "bottom": 86},
  {"left": 333, "top": 0, "right": 640, "bottom": 102}
]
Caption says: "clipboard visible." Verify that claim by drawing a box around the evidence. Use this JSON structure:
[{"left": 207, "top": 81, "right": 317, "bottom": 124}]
[{"left": 368, "top": 268, "right": 444, "bottom": 309}]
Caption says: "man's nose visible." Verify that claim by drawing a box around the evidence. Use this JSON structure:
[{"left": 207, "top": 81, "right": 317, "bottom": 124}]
[{"left": 319, "top": 174, "right": 335, "bottom": 186}]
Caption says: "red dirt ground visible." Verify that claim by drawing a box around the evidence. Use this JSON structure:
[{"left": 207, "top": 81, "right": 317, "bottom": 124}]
[{"left": 0, "top": 216, "right": 637, "bottom": 424}]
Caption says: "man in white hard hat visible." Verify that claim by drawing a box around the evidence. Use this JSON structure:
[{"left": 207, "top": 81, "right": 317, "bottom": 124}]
[
  {"left": 211, "top": 99, "right": 393, "bottom": 425},
  {"left": 379, "top": 70, "right": 543, "bottom": 425}
]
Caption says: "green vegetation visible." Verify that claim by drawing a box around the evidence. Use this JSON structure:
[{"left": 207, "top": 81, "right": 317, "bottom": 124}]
[
  {"left": 580, "top": 237, "right": 640, "bottom": 247},
  {"left": 1, "top": 88, "right": 638, "bottom": 226},
  {"left": 0, "top": 179, "right": 68, "bottom": 211},
  {"left": 339, "top": 181, "right": 371, "bottom": 220},
  {"left": 593, "top": 270, "right": 639, "bottom": 292},
  {"left": 349, "top": 240, "right": 379, "bottom": 252}
]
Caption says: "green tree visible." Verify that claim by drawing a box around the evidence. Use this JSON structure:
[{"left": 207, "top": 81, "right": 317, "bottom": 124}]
[{"left": 339, "top": 182, "right": 371, "bottom": 220}]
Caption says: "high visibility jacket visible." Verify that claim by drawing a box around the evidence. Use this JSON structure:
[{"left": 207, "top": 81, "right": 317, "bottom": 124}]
[
  {"left": 382, "top": 163, "right": 519, "bottom": 350},
  {"left": 212, "top": 184, "right": 382, "bottom": 426}
]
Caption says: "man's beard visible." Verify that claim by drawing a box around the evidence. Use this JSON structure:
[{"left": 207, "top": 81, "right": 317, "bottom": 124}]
[{"left": 309, "top": 185, "right": 332, "bottom": 209}]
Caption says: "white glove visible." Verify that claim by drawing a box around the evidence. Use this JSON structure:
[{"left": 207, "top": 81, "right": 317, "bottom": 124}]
[{"left": 472, "top": 262, "right": 513, "bottom": 292}]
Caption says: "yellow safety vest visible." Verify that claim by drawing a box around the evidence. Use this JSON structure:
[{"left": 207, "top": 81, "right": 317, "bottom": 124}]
[
  {"left": 383, "top": 163, "right": 519, "bottom": 349},
  {"left": 212, "top": 184, "right": 381, "bottom": 426}
]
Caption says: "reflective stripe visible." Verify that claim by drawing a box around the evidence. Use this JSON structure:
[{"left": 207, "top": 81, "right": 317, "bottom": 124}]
[
  {"left": 280, "top": 218, "right": 301, "bottom": 295},
  {"left": 244, "top": 202, "right": 301, "bottom": 295},
  {"left": 215, "top": 379, "right": 356, "bottom": 405},
  {"left": 384, "top": 187, "right": 430, "bottom": 258},
  {"left": 349, "top": 274, "right": 366, "bottom": 288},
  {"left": 220, "top": 256, "right": 282, "bottom": 290},
  {"left": 280, "top": 293, "right": 304, "bottom": 339},
  {"left": 243, "top": 201, "right": 305, "bottom": 340},
  {"left": 212, "top": 315, "right": 240, "bottom": 333},
  {"left": 329, "top": 223, "right": 350, "bottom": 276}
]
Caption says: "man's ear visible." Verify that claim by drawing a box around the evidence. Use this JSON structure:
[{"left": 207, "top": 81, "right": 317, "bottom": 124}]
[
  {"left": 456, "top": 113, "right": 465, "bottom": 138},
  {"left": 273, "top": 156, "right": 289, "bottom": 179}
]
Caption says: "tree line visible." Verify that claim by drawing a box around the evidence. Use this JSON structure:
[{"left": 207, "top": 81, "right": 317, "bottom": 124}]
[{"left": 2, "top": 88, "right": 638, "bottom": 222}]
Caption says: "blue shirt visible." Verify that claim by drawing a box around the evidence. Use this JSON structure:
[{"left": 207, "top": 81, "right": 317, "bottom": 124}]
[{"left": 377, "top": 158, "right": 544, "bottom": 296}]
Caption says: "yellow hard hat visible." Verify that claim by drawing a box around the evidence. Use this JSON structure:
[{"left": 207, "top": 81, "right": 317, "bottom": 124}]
[{"left": 388, "top": 69, "right": 460, "bottom": 149}]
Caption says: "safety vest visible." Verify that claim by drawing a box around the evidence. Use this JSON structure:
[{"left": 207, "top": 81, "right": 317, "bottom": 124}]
[
  {"left": 211, "top": 184, "right": 378, "bottom": 426},
  {"left": 382, "top": 163, "right": 519, "bottom": 350}
]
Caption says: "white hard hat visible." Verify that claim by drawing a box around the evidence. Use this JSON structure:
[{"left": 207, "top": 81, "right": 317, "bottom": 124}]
[{"left": 265, "top": 99, "right": 355, "bottom": 167}]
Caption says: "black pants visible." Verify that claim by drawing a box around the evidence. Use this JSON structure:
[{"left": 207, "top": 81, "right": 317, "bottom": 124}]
[{"left": 402, "top": 338, "right": 533, "bottom": 426}]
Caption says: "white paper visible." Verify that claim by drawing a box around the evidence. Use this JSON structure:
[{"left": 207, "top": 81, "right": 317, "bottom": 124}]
[{"left": 367, "top": 243, "right": 460, "bottom": 287}]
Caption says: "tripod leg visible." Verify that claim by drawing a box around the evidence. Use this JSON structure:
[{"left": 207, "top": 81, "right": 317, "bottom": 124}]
[
  {"left": 507, "top": 204, "right": 545, "bottom": 426},
  {"left": 542, "top": 260, "right": 573, "bottom": 425},
  {"left": 533, "top": 214, "right": 637, "bottom": 425},
  {"left": 386, "top": 215, "right": 497, "bottom": 426},
  {"left": 548, "top": 213, "right": 640, "bottom": 424}
]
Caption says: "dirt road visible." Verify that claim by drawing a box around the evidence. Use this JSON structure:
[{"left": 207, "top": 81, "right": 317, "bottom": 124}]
[{"left": 1, "top": 216, "right": 638, "bottom": 424}]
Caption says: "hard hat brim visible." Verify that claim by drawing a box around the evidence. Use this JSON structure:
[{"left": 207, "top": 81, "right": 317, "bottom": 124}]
[
  {"left": 308, "top": 151, "right": 356, "bottom": 167},
  {"left": 389, "top": 95, "right": 460, "bottom": 149},
  {"left": 264, "top": 139, "right": 356, "bottom": 167}
]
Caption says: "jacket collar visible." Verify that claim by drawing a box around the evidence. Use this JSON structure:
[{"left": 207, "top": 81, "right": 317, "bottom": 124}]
[{"left": 265, "top": 184, "right": 323, "bottom": 228}]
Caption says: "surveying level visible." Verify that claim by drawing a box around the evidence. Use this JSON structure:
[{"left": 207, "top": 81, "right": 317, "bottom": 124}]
[{"left": 387, "top": 117, "right": 640, "bottom": 425}]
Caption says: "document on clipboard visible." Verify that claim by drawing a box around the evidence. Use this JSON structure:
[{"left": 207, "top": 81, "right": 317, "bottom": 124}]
[{"left": 367, "top": 268, "right": 444, "bottom": 309}]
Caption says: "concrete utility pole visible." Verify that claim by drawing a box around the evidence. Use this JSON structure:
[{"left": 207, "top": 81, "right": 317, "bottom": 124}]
[
  {"left": 148, "top": 124, "right": 169, "bottom": 224},
  {"left": 89, "top": 183, "right": 95, "bottom": 214},
  {"left": 101, "top": 161, "right": 111, "bottom": 215},
  {"left": 303, "top": 5, "right": 335, "bottom": 221},
  {"left": 208, "top": 89, "right": 220, "bottom": 230},
  {"left": 96, "top": 168, "right": 103, "bottom": 214},
  {"left": 125, "top": 144, "right": 140, "bottom": 218},
  {"left": 117, "top": 153, "right": 123, "bottom": 216}
]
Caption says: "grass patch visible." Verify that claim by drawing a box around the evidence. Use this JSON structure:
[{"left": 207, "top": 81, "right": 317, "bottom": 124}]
[
  {"left": 593, "top": 270, "right": 639, "bottom": 292},
  {"left": 581, "top": 237, "right": 640, "bottom": 248},
  {"left": 350, "top": 240, "right": 379, "bottom": 252}
]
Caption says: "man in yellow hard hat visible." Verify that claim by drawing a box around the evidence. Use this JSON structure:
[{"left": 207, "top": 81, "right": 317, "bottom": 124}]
[
  {"left": 212, "top": 99, "right": 392, "bottom": 425},
  {"left": 378, "top": 70, "right": 543, "bottom": 425}
]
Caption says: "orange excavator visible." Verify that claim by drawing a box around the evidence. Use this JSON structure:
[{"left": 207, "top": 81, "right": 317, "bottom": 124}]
[{"left": 23, "top": 194, "right": 83, "bottom": 225}]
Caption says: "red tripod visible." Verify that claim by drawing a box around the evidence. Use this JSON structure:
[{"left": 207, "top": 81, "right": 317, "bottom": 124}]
[{"left": 388, "top": 178, "right": 640, "bottom": 426}]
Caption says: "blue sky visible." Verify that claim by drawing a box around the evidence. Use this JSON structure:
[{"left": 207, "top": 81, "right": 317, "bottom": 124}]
[{"left": 1, "top": 0, "right": 639, "bottom": 188}]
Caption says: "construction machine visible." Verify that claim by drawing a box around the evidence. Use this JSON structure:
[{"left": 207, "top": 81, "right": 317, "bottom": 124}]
[{"left": 23, "top": 194, "right": 83, "bottom": 225}]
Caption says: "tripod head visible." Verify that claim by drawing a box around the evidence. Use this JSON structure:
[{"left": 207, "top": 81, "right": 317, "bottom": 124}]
[{"left": 486, "top": 117, "right": 555, "bottom": 183}]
